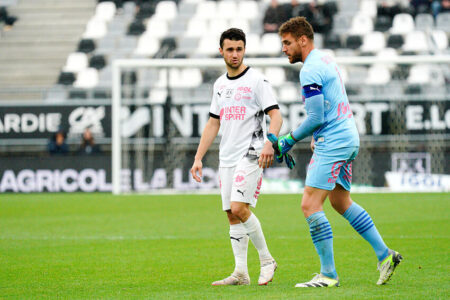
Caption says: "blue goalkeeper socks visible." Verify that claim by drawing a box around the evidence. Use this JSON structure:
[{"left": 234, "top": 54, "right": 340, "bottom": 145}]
[
  {"left": 343, "top": 202, "right": 389, "bottom": 262},
  {"left": 307, "top": 211, "right": 338, "bottom": 279}
]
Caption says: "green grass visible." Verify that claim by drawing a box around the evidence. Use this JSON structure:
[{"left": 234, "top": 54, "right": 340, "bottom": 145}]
[{"left": 0, "top": 193, "right": 449, "bottom": 299}]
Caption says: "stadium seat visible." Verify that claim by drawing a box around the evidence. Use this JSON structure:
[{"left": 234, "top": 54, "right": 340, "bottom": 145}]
[
  {"left": 78, "top": 39, "right": 96, "bottom": 53},
  {"left": 345, "top": 35, "right": 363, "bottom": 50},
  {"left": 195, "top": 1, "right": 217, "bottom": 20},
  {"left": 57, "top": 72, "right": 76, "bottom": 85},
  {"left": 361, "top": 31, "right": 386, "bottom": 54},
  {"left": 69, "top": 89, "right": 88, "bottom": 99},
  {"left": 237, "top": 1, "right": 259, "bottom": 20},
  {"left": 314, "top": 33, "right": 324, "bottom": 49},
  {"left": 278, "top": 82, "right": 299, "bottom": 103},
  {"left": 264, "top": 67, "right": 286, "bottom": 87},
  {"left": 95, "top": 1, "right": 116, "bottom": 22},
  {"left": 45, "top": 85, "right": 68, "bottom": 102},
  {"left": 374, "top": 15, "right": 392, "bottom": 32},
  {"left": 154, "top": 1, "right": 178, "bottom": 21},
  {"left": 136, "top": 2, "right": 155, "bottom": 19},
  {"left": 365, "top": 65, "right": 391, "bottom": 85},
  {"left": 359, "top": 0, "right": 377, "bottom": 18},
  {"left": 259, "top": 33, "right": 282, "bottom": 56},
  {"left": 390, "top": 13, "right": 415, "bottom": 34},
  {"left": 208, "top": 19, "right": 229, "bottom": 37},
  {"left": 229, "top": 19, "right": 250, "bottom": 35},
  {"left": 74, "top": 68, "right": 99, "bottom": 89},
  {"left": 83, "top": 18, "right": 107, "bottom": 39},
  {"left": 64, "top": 53, "right": 88, "bottom": 73},
  {"left": 324, "top": 33, "right": 342, "bottom": 50},
  {"left": 415, "top": 13, "right": 434, "bottom": 31},
  {"left": 197, "top": 36, "right": 219, "bottom": 56},
  {"left": 377, "top": 47, "right": 399, "bottom": 70},
  {"left": 402, "top": 31, "right": 429, "bottom": 53},
  {"left": 89, "top": 55, "right": 107, "bottom": 70},
  {"left": 186, "top": 19, "right": 207, "bottom": 37},
  {"left": 332, "top": 14, "right": 351, "bottom": 35},
  {"left": 148, "top": 88, "right": 168, "bottom": 104},
  {"left": 436, "top": 12, "right": 450, "bottom": 31},
  {"left": 217, "top": 1, "right": 237, "bottom": 20},
  {"left": 146, "top": 18, "right": 169, "bottom": 38},
  {"left": 245, "top": 33, "right": 261, "bottom": 56},
  {"left": 349, "top": 14, "right": 373, "bottom": 35},
  {"left": 387, "top": 34, "right": 404, "bottom": 49},
  {"left": 127, "top": 20, "right": 146, "bottom": 36},
  {"left": 430, "top": 30, "right": 449, "bottom": 51}
]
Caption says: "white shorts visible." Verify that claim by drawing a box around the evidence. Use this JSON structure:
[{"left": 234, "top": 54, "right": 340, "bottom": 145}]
[{"left": 219, "top": 156, "right": 263, "bottom": 211}]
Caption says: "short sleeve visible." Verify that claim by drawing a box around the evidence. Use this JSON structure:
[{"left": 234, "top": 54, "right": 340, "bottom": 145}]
[
  {"left": 255, "top": 77, "right": 279, "bottom": 113},
  {"left": 209, "top": 83, "right": 220, "bottom": 118}
]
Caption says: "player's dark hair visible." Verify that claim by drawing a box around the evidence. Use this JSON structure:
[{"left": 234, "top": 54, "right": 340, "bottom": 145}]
[
  {"left": 279, "top": 17, "right": 314, "bottom": 41},
  {"left": 220, "top": 28, "right": 246, "bottom": 48}
]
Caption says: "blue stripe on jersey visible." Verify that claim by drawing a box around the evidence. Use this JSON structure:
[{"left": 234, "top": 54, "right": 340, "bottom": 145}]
[{"left": 303, "top": 83, "right": 323, "bottom": 98}]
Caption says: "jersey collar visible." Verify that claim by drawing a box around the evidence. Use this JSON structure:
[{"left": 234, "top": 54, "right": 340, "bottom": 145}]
[{"left": 227, "top": 66, "right": 250, "bottom": 80}]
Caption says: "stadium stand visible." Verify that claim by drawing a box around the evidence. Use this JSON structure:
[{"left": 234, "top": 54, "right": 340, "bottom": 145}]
[{"left": 0, "top": 0, "right": 448, "bottom": 101}]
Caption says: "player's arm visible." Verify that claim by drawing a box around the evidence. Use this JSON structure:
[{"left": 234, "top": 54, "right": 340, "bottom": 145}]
[
  {"left": 277, "top": 83, "right": 324, "bottom": 154},
  {"left": 259, "top": 108, "right": 282, "bottom": 169},
  {"left": 190, "top": 116, "right": 220, "bottom": 182}
]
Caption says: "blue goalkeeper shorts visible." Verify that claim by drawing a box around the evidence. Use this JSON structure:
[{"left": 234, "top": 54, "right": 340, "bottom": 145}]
[{"left": 305, "top": 146, "right": 359, "bottom": 191}]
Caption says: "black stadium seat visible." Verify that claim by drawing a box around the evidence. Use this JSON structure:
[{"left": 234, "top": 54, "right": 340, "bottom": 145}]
[
  {"left": 127, "top": 20, "right": 145, "bottom": 35},
  {"left": 89, "top": 54, "right": 106, "bottom": 70},
  {"left": 387, "top": 34, "right": 404, "bottom": 49},
  {"left": 57, "top": 72, "right": 76, "bottom": 85},
  {"left": 324, "top": 33, "right": 342, "bottom": 49},
  {"left": 374, "top": 15, "right": 392, "bottom": 32},
  {"left": 77, "top": 39, "right": 96, "bottom": 53},
  {"left": 346, "top": 35, "right": 363, "bottom": 49}
]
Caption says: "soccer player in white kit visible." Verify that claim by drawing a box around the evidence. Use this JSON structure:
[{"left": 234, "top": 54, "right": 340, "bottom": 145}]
[{"left": 190, "top": 28, "right": 282, "bottom": 286}]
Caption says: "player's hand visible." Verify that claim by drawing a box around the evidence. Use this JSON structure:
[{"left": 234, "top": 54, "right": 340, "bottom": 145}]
[
  {"left": 267, "top": 133, "right": 283, "bottom": 163},
  {"left": 277, "top": 132, "right": 296, "bottom": 155},
  {"left": 310, "top": 137, "right": 315, "bottom": 152},
  {"left": 284, "top": 153, "right": 296, "bottom": 169},
  {"left": 190, "top": 159, "right": 203, "bottom": 182},
  {"left": 258, "top": 141, "right": 274, "bottom": 169}
]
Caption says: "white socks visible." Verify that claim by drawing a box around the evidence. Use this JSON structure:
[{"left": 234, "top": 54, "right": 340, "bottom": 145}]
[
  {"left": 242, "top": 213, "right": 273, "bottom": 266},
  {"left": 229, "top": 223, "right": 249, "bottom": 275}
]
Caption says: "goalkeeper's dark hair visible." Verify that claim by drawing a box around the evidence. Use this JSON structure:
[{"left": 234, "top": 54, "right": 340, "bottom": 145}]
[{"left": 220, "top": 28, "right": 246, "bottom": 48}]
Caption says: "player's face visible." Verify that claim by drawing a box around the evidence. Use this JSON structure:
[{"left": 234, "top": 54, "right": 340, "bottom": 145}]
[
  {"left": 281, "top": 33, "right": 303, "bottom": 63},
  {"left": 219, "top": 39, "right": 245, "bottom": 70}
]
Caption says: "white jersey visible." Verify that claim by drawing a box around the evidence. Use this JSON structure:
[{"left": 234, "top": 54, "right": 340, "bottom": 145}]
[{"left": 210, "top": 67, "right": 279, "bottom": 167}]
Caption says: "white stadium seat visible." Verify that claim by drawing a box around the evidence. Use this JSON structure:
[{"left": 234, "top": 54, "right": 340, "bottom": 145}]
[
  {"left": 264, "top": 67, "right": 286, "bottom": 87},
  {"left": 431, "top": 30, "right": 448, "bottom": 51},
  {"left": 217, "top": 1, "right": 237, "bottom": 20},
  {"left": 95, "top": 1, "right": 116, "bottom": 22},
  {"left": 349, "top": 14, "right": 373, "bottom": 35},
  {"left": 237, "top": 1, "right": 259, "bottom": 20},
  {"left": 365, "top": 65, "right": 391, "bottom": 85},
  {"left": 186, "top": 19, "right": 207, "bottom": 37},
  {"left": 145, "top": 18, "right": 169, "bottom": 38},
  {"left": 134, "top": 34, "right": 160, "bottom": 57},
  {"left": 64, "top": 52, "right": 88, "bottom": 73},
  {"left": 197, "top": 36, "right": 219, "bottom": 56},
  {"left": 390, "top": 13, "right": 415, "bottom": 34},
  {"left": 361, "top": 31, "right": 386, "bottom": 54},
  {"left": 154, "top": 1, "right": 178, "bottom": 21},
  {"left": 402, "top": 31, "right": 429, "bottom": 53},
  {"left": 245, "top": 33, "right": 261, "bottom": 55},
  {"left": 195, "top": 1, "right": 217, "bottom": 20},
  {"left": 74, "top": 68, "right": 99, "bottom": 88},
  {"left": 83, "top": 17, "right": 107, "bottom": 39},
  {"left": 359, "top": 0, "right": 377, "bottom": 18},
  {"left": 259, "top": 33, "right": 281, "bottom": 56}
]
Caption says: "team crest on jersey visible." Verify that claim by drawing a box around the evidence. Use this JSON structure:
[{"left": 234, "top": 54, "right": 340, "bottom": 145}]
[{"left": 225, "top": 89, "right": 233, "bottom": 98}]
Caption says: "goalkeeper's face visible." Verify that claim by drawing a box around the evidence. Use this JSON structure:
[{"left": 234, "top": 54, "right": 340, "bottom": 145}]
[{"left": 219, "top": 39, "right": 245, "bottom": 70}]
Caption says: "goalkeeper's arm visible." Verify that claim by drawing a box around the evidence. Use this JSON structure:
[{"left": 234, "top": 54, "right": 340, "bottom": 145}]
[{"left": 191, "top": 116, "right": 220, "bottom": 182}]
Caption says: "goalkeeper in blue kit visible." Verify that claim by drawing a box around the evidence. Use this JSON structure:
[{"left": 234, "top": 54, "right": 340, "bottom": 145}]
[{"left": 273, "top": 17, "right": 402, "bottom": 287}]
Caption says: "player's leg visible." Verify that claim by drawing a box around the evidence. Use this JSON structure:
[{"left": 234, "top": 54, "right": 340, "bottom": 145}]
[
  {"left": 331, "top": 154, "right": 402, "bottom": 285},
  {"left": 230, "top": 157, "right": 277, "bottom": 285},
  {"left": 296, "top": 152, "right": 340, "bottom": 288},
  {"left": 212, "top": 167, "right": 250, "bottom": 286}
]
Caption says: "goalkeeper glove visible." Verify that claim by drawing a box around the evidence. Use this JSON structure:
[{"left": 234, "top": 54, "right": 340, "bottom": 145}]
[
  {"left": 277, "top": 132, "right": 297, "bottom": 155},
  {"left": 267, "top": 133, "right": 296, "bottom": 169}
]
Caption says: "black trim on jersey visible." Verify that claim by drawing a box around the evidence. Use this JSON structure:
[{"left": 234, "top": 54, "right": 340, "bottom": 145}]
[
  {"left": 264, "top": 104, "right": 280, "bottom": 114},
  {"left": 209, "top": 112, "right": 220, "bottom": 119},
  {"left": 226, "top": 66, "right": 250, "bottom": 80}
]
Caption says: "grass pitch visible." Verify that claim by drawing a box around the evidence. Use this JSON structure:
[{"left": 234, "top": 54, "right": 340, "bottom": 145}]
[{"left": 1, "top": 192, "right": 449, "bottom": 299}]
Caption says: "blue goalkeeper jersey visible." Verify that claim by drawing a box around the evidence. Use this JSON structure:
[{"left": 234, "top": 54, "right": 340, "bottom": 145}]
[{"left": 300, "top": 49, "right": 360, "bottom": 150}]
